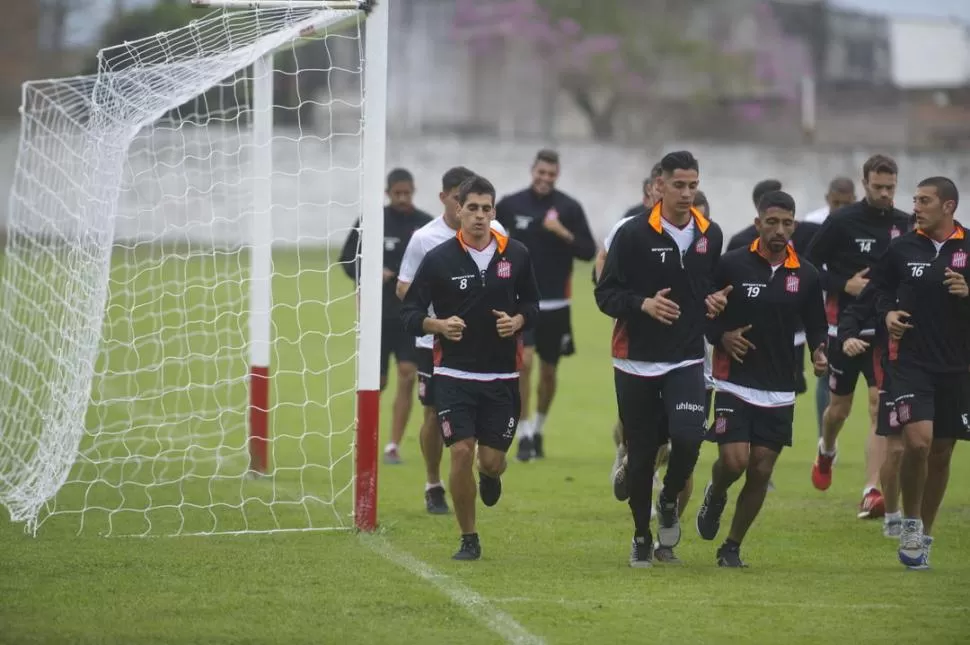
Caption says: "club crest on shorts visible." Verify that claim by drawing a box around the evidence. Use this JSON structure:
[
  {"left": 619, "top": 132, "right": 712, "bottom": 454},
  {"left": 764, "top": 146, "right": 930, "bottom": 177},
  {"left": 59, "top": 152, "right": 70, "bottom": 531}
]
[
  {"left": 889, "top": 408, "right": 899, "bottom": 428},
  {"left": 890, "top": 226, "right": 901, "bottom": 239},
  {"left": 441, "top": 418, "right": 452, "bottom": 438},
  {"left": 785, "top": 274, "right": 800, "bottom": 293},
  {"left": 695, "top": 236, "right": 708, "bottom": 254},
  {"left": 951, "top": 251, "right": 967, "bottom": 269},
  {"left": 829, "top": 374, "right": 837, "bottom": 391},
  {"left": 897, "top": 402, "right": 911, "bottom": 424},
  {"left": 715, "top": 416, "right": 727, "bottom": 434},
  {"left": 497, "top": 260, "right": 511, "bottom": 279},
  {"left": 418, "top": 381, "right": 426, "bottom": 399}
]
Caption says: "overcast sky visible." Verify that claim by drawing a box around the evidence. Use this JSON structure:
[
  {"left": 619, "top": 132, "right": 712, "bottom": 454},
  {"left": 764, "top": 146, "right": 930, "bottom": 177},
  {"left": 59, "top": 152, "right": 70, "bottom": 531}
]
[
  {"left": 832, "top": 0, "right": 970, "bottom": 22},
  {"left": 70, "top": 0, "right": 970, "bottom": 47}
]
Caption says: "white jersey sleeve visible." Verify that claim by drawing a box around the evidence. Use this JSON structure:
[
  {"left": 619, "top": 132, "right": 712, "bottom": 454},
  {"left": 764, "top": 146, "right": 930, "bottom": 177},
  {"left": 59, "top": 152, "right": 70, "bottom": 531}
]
[
  {"left": 604, "top": 215, "right": 636, "bottom": 251},
  {"left": 397, "top": 231, "right": 427, "bottom": 285},
  {"left": 802, "top": 207, "right": 829, "bottom": 225}
]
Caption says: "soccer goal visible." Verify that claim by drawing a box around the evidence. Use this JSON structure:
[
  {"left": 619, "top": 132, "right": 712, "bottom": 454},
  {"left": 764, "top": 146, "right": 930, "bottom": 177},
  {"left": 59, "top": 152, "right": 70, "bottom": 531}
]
[{"left": 0, "top": 0, "right": 387, "bottom": 536}]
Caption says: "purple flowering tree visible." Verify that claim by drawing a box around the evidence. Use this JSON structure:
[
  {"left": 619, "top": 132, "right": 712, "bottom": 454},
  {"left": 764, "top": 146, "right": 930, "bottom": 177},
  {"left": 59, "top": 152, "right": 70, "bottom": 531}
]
[{"left": 452, "top": 0, "right": 734, "bottom": 140}]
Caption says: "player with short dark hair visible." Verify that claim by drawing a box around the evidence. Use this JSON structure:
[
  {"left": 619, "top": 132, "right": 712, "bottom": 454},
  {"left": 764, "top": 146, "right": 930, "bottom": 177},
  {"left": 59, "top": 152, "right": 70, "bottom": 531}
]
[
  {"left": 496, "top": 149, "right": 596, "bottom": 462},
  {"left": 868, "top": 175, "right": 970, "bottom": 569},
  {"left": 696, "top": 190, "right": 828, "bottom": 567},
  {"left": 596, "top": 150, "right": 727, "bottom": 567},
  {"left": 726, "top": 180, "right": 783, "bottom": 252},
  {"left": 339, "top": 168, "right": 433, "bottom": 465},
  {"left": 806, "top": 154, "right": 911, "bottom": 520},
  {"left": 397, "top": 166, "right": 507, "bottom": 514},
  {"left": 400, "top": 174, "right": 539, "bottom": 561}
]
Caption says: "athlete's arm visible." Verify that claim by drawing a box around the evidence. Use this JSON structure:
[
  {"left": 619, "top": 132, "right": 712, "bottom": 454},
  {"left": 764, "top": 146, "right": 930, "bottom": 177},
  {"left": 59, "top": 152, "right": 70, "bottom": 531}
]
[
  {"left": 514, "top": 251, "right": 540, "bottom": 332},
  {"left": 805, "top": 216, "right": 848, "bottom": 295},
  {"left": 400, "top": 256, "right": 436, "bottom": 337},
  {"left": 594, "top": 226, "right": 647, "bottom": 319},
  {"left": 802, "top": 268, "right": 829, "bottom": 355},
  {"left": 565, "top": 202, "right": 596, "bottom": 261},
  {"left": 396, "top": 233, "right": 425, "bottom": 300},
  {"left": 339, "top": 217, "right": 362, "bottom": 283}
]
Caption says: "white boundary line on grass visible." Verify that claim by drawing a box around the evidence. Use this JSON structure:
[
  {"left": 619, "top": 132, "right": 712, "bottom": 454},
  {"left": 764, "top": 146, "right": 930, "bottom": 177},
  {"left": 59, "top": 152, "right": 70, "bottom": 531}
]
[{"left": 362, "top": 536, "right": 546, "bottom": 645}]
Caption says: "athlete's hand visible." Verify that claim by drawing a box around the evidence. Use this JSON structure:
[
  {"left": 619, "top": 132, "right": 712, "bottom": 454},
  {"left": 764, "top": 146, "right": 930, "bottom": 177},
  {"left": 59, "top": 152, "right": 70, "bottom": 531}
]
[
  {"left": 885, "top": 310, "right": 913, "bottom": 340},
  {"left": 721, "top": 324, "right": 755, "bottom": 363},
  {"left": 436, "top": 316, "right": 466, "bottom": 341},
  {"left": 382, "top": 268, "right": 396, "bottom": 282},
  {"left": 812, "top": 346, "right": 829, "bottom": 377},
  {"left": 844, "top": 268, "right": 870, "bottom": 297},
  {"left": 705, "top": 285, "right": 733, "bottom": 319},
  {"left": 944, "top": 268, "right": 968, "bottom": 298},
  {"left": 842, "top": 338, "right": 870, "bottom": 358},
  {"left": 641, "top": 288, "right": 680, "bottom": 325},
  {"left": 492, "top": 310, "right": 523, "bottom": 338},
  {"left": 542, "top": 209, "right": 574, "bottom": 243}
]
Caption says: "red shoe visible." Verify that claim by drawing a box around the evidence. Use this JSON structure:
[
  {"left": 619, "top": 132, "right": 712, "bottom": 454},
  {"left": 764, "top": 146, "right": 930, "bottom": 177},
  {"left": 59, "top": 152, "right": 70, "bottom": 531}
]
[
  {"left": 857, "top": 489, "right": 886, "bottom": 519},
  {"left": 811, "top": 448, "right": 835, "bottom": 491}
]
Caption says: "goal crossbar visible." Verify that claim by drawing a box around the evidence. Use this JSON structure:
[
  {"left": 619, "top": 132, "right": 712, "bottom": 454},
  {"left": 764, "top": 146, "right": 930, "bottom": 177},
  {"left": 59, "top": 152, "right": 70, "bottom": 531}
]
[{"left": 191, "top": 0, "right": 376, "bottom": 11}]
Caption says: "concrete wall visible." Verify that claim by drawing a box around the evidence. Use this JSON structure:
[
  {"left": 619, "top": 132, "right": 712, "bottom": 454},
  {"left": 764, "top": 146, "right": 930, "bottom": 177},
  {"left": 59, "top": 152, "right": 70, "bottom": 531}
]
[{"left": 2, "top": 128, "right": 969, "bottom": 250}]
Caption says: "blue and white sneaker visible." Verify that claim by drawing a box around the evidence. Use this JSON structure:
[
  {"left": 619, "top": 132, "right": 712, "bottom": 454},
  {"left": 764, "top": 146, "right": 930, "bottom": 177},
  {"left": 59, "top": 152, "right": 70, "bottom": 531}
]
[
  {"left": 922, "top": 535, "right": 934, "bottom": 568},
  {"left": 898, "top": 519, "right": 927, "bottom": 569}
]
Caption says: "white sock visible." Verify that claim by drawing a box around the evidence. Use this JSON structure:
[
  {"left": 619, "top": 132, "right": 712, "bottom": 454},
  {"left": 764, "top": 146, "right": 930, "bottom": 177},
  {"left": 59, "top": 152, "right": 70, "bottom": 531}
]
[
  {"left": 384, "top": 442, "right": 397, "bottom": 453},
  {"left": 885, "top": 511, "right": 902, "bottom": 523},
  {"left": 818, "top": 437, "right": 836, "bottom": 457},
  {"left": 425, "top": 481, "right": 443, "bottom": 491},
  {"left": 533, "top": 413, "right": 547, "bottom": 436},
  {"left": 518, "top": 419, "right": 534, "bottom": 439}
]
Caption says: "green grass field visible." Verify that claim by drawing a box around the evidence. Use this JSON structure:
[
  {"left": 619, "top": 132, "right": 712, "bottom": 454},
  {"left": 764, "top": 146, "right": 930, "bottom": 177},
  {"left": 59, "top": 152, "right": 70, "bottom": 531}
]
[{"left": 2, "top": 253, "right": 969, "bottom": 645}]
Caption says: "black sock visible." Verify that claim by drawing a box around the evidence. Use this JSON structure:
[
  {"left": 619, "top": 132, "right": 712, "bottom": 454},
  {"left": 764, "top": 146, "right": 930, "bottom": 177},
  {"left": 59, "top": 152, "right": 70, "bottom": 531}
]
[
  {"left": 663, "top": 436, "right": 702, "bottom": 496},
  {"left": 722, "top": 538, "right": 741, "bottom": 551},
  {"left": 462, "top": 532, "right": 479, "bottom": 542}
]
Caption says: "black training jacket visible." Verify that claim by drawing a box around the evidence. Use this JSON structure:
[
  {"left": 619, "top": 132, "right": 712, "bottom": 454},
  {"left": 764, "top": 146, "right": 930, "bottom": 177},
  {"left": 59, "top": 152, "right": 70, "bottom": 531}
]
[
  {"left": 400, "top": 230, "right": 539, "bottom": 376},
  {"left": 869, "top": 225, "right": 970, "bottom": 374},
  {"left": 805, "top": 199, "right": 911, "bottom": 332},
  {"left": 340, "top": 206, "right": 433, "bottom": 319},
  {"left": 706, "top": 240, "right": 827, "bottom": 392},
  {"left": 496, "top": 188, "right": 595, "bottom": 302},
  {"left": 595, "top": 203, "right": 723, "bottom": 364}
]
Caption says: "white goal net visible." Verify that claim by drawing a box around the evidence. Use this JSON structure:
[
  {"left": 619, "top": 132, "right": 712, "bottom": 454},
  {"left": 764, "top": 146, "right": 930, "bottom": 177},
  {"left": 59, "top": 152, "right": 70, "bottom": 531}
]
[{"left": 0, "top": 4, "right": 377, "bottom": 536}]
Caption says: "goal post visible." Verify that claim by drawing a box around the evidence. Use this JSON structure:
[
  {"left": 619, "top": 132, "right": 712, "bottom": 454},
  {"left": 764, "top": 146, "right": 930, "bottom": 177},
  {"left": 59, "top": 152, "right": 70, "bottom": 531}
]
[{"left": 0, "top": 0, "right": 387, "bottom": 536}]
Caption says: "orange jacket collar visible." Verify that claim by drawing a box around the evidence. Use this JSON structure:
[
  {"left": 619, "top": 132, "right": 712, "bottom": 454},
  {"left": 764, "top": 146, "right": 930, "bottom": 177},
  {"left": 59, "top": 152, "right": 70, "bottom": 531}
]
[
  {"left": 457, "top": 227, "right": 509, "bottom": 253},
  {"left": 647, "top": 201, "right": 710, "bottom": 235},
  {"left": 915, "top": 222, "right": 965, "bottom": 241},
  {"left": 749, "top": 237, "right": 800, "bottom": 269}
]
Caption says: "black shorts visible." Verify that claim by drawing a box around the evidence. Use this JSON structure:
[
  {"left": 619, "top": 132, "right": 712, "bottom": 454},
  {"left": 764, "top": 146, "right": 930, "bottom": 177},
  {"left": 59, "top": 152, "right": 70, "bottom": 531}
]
[
  {"left": 416, "top": 348, "right": 435, "bottom": 407},
  {"left": 435, "top": 375, "right": 521, "bottom": 452},
  {"left": 707, "top": 391, "right": 794, "bottom": 453},
  {"left": 614, "top": 363, "right": 707, "bottom": 448},
  {"left": 794, "top": 342, "right": 807, "bottom": 395},
  {"left": 522, "top": 307, "right": 575, "bottom": 365},
  {"left": 380, "top": 317, "right": 418, "bottom": 379},
  {"left": 826, "top": 334, "right": 876, "bottom": 395},
  {"left": 890, "top": 364, "right": 970, "bottom": 441},
  {"left": 875, "top": 389, "right": 901, "bottom": 437}
]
